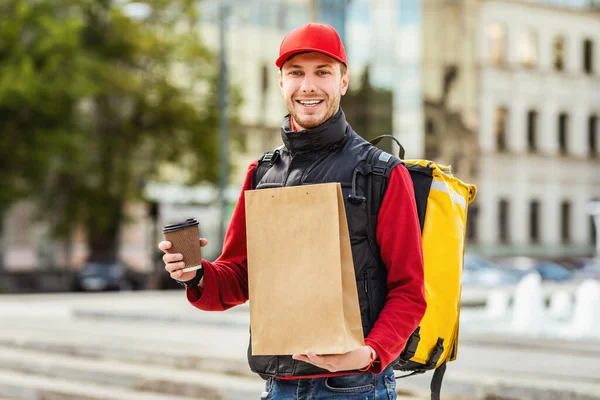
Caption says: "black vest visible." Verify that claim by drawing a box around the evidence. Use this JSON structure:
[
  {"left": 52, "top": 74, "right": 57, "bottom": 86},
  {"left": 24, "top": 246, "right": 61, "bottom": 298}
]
[{"left": 248, "top": 109, "right": 401, "bottom": 378}]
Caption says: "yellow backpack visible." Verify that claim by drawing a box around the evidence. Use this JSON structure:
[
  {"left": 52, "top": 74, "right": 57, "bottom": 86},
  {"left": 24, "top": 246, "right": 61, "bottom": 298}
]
[{"left": 368, "top": 136, "right": 477, "bottom": 400}]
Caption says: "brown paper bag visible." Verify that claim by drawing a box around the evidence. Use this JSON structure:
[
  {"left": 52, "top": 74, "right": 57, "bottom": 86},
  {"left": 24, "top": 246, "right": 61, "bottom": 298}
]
[{"left": 245, "top": 183, "right": 364, "bottom": 356}]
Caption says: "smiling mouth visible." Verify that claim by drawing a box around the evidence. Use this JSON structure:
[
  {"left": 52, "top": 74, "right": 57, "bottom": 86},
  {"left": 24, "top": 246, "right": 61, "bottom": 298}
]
[{"left": 296, "top": 100, "right": 324, "bottom": 107}]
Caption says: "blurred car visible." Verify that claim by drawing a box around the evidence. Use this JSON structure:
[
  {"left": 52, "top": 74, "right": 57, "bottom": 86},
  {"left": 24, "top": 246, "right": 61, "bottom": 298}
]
[
  {"left": 497, "top": 257, "right": 575, "bottom": 282},
  {"left": 462, "top": 253, "right": 527, "bottom": 287},
  {"left": 571, "top": 258, "right": 600, "bottom": 281},
  {"left": 533, "top": 261, "right": 573, "bottom": 281},
  {"left": 72, "top": 261, "right": 145, "bottom": 292}
]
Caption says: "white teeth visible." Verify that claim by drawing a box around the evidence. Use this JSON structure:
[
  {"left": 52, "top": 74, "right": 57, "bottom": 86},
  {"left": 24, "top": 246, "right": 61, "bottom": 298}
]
[{"left": 298, "top": 100, "right": 322, "bottom": 106}]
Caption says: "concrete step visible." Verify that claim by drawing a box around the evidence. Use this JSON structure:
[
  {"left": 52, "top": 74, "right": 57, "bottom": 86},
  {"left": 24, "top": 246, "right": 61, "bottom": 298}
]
[
  {"left": 0, "top": 369, "right": 197, "bottom": 400},
  {"left": 0, "top": 345, "right": 430, "bottom": 400},
  {"left": 0, "top": 317, "right": 252, "bottom": 378},
  {"left": 0, "top": 346, "right": 264, "bottom": 400},
  {"left": 0, "top": 335, "right": 250, "bottom": 380},
  {"left": 2, "top": 291, "right": 599, "bottom": 400},
  {"left": 2, "top": 324, "right": 599, "bottom": 400},
  {"left": 0, "top": 345, "right": 264, "bottom": 400}
]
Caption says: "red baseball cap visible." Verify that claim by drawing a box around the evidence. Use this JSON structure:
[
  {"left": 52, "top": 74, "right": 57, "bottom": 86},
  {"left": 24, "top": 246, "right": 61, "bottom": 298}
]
[{"left": 275, "top": 23, "right": 347, "bottom": 68}]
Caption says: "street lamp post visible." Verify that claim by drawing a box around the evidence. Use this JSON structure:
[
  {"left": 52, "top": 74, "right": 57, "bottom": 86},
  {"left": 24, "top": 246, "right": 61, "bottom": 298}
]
[{"left": 218, "top": 0, "right": 230, "bottom": 246}]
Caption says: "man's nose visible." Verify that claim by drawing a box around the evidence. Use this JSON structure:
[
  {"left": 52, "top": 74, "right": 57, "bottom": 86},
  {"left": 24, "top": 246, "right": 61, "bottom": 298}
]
[{"left": 300, "top": 75, "right": 317, "bottom": 92}]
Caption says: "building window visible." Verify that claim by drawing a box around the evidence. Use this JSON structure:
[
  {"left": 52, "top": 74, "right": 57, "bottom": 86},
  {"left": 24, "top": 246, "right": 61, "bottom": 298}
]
[
  {"left": 261, "top": 63, "right": 269, "bottom": 93},
  {"left": 426, "top": 119, "right": 435, "bottom": 136},
  {"left": 518, "top": 29, "right": 537, "bottom": 68},
  {"left": 590, "top": 115, "right": 598, "bottom": 158},
  {"left": 591, "top": 198, "right": 600, "bottom": 246},
  {"left": 495, "top": 107, "right": 508, "bottom": 152},
  {"left": 583, "top": 39, "right": 594, "bottom": 74},
  {"left": 487, "top": 22, "right": 507, "bottom": 67},
  {"left": 276, "top": 4, "right": 288, "bottom": 30},
  {"left": 467, "top": 204, "right": 479, "bottom": 243},
  {"left": 559, "top": 113, "right": 569, "bottom": 155},
  {"left": 317, "top": 0, "right": 348, "bottom": 42},
  {"left": 527, "top": 110, "right": 538, "bottom": 152},
  {"left": 452, "top": 156, "right": 460, "bottom": 175},
  {"left": 554, "top": 36, "right": 565, "bottom": 71},
  {"left": 499, "top": 199, "right": 510, "bottom": 244},
  {"left": 561, "top": 201, "right": 571, "bottom": 243},
  {"left": 592, "top": 215, "right": 597, "bottom": 246},
  {"left": 529, "top": 200, "right": 540, "bottom": 244}
]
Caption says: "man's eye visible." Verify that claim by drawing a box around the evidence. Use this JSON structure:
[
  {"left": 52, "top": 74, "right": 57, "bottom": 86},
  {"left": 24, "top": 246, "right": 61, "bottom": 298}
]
[
  {"left": 290, "top": 71, "right": 302, "bottom": 76},
  {"left": 317, "top": 70, "right": 331, "bottom": 75}
]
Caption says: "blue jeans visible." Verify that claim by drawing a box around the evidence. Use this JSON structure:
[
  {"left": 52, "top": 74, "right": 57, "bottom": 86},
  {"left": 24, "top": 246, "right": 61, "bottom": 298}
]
[{"left": 261, "top": 366, "right": 397, "bottom": 400}]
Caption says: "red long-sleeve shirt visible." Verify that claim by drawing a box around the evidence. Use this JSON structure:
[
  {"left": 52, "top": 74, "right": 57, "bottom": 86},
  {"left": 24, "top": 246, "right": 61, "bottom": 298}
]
[{"left": 186, "top": 160, "right": 426, "bottom": 374}]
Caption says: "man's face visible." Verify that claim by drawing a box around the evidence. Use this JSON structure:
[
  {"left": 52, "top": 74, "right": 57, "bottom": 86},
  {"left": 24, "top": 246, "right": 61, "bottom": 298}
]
[{"left": 279, "top": 52, "right": 349, "bottom": 131}]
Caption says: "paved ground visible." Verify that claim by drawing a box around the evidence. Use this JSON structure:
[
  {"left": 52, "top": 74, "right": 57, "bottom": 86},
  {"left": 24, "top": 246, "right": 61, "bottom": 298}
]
[{"left": 0, "top": 291, "right": 599, "bottom": 400}]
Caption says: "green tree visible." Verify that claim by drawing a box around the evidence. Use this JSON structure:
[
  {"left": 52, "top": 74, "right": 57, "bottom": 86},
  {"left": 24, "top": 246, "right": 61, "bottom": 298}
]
[{"left": 0, "top": 0, "right": 235, "bottom": 264}]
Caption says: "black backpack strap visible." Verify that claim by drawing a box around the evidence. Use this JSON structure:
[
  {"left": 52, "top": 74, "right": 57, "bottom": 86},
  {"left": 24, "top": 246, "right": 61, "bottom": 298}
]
[
  {"left": 370, "top": 134, "right": 405, "bottom": 159},
  {"left": 348, "top": 145, "right": 400, "bottom": 269},
  {"left": 430, "top": 361, "right": 447, "bottom": 400},
  {"left": 364, "top": 134, "right": 406, "bottom": 217},
  {"left": 253, "top": 146, "right": 283, "bottom": 189},
  {"left": 394, "top": 360, "right": 446, "bottom": 400},
  {"left": 355, "top": 147, "right": 389, "bottom": 262},
  {"left": 400, "top": 326, "right": 421, "bottom": 361},
  {"left": 360, "top": 138, "right": 403, "bottom": 263}
]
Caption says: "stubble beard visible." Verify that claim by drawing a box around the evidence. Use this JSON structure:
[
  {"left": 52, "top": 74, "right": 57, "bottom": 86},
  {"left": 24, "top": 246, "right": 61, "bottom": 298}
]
[{"left": 288, "top": 93, "right": 341, "bottom": 130}]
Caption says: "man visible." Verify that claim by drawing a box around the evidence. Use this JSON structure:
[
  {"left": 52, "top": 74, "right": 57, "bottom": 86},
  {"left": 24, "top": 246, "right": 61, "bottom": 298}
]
[{"left": 159, "top": 22, "right": 426, "bottom": 399}]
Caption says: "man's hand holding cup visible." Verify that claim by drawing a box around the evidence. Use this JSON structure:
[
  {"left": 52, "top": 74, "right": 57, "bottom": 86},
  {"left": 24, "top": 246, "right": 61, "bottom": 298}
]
[{"left": 158, "top": 218, "right": 207, "bottom": 286}]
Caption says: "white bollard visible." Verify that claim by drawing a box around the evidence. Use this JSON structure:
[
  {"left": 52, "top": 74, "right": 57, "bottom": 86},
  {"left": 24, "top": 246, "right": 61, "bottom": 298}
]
[
  {"left": 549, "top": 290, "right": 573, "bottom": 321},
  {"left": 570, "top": 280, "right": 600, "bottom": 337},
  {"left": 486, "top": 289, "right": 511, "bottom": 319},
  {"left": 512, "top": 272, "right": 545, "bottom": 335}
]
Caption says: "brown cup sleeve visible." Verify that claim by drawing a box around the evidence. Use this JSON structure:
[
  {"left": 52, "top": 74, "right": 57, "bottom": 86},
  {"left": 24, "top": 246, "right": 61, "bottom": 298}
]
[{"left": 163, "top": 226, "right": 202, "bottom": 269}]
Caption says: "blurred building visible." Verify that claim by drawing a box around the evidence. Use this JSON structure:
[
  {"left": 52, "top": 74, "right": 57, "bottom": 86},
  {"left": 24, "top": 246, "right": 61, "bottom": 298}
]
[
  {"left": 197, "top": 0, "right": 425, "bottom": 185},
  {"left": 187, "top": 0, "right": 426, "bottom": 260},
  {"left": 424, "top": 0, "right": 600, "bottom": 257},
  {"left": 204, "top": 0, "right": 599, "bottom": 258},
  {"left": 2, "top": 0, "right": 599, "bottom": 272},
  {"left": 0, "top": 0, "right": 425, "bottom": 270}
]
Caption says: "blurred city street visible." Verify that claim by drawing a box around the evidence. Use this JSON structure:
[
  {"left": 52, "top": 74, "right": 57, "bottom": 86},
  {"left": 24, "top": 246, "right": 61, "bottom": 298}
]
[
  {"left": 1, "top": 0, "right": 600, "bottom": 399},
  {"left": 0, "top": 290, "right": 599, "bottom": 400}
]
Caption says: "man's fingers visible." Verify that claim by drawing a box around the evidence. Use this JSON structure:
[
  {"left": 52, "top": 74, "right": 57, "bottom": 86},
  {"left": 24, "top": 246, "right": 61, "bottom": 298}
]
[
  {"left": 162, "top": 253, "right": 183, "bottom": 264},
  {"left": 158, "top": 241, "right": 172, "bottom": 252},
  {"left": 160, "top": 239, "right": 204, "bottom": 283},
  {"left": 292, "top": 352, "right": 335, "bottom": 372},
  {"left": 292, "top": 354, "right": 311, "bottom": 363},
  {"left": 170, "top": 268, "right": 184, "bottom": 280},
  {"left": 306, "top": 352, "right": 327, "bottom": 365},
  {"left": 164, "top": 261, "right": 186, "bottom": 273},
  {"left": 307, "top": 352, "right": 338, "bottom": 372},
  {"left": 292, "top": 354, "right": 321, "bottom": 367}
]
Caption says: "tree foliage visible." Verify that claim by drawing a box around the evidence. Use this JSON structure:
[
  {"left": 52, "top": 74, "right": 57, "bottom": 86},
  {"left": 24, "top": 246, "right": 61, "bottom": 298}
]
[{"left": 0, "top": 0, "right": 235, "bottom": 262}]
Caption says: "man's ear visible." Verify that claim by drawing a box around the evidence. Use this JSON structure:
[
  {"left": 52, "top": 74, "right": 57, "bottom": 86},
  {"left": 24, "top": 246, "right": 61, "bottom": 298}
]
[{"left": 340, "top": 69, "right": 350, "bottom": 96}]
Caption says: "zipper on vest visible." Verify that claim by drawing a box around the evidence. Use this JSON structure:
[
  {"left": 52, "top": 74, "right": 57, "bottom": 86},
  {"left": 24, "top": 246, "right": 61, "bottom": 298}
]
[{"left": 363, "top": 270, "right": 371, "bottom": 324}]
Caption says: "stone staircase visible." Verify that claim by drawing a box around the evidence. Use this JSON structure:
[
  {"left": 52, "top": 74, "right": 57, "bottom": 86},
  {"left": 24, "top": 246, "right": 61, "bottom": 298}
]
[
  {"left": 0, "top": 343, "right": 264, "bottom": 400},
  {"left": 3, "top": 291, "right": 599, "bottom": 400},
  {"left": 0, "top": 296, "right": 265, "bottom": 400}
]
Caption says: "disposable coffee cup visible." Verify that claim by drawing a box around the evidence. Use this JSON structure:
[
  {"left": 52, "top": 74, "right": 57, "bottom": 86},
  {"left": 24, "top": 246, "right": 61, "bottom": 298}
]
[{"left": 162, "top": 218, "right": 203, "bottom": 273}]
